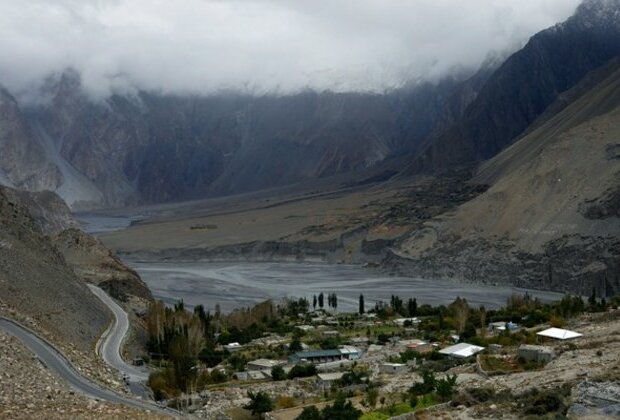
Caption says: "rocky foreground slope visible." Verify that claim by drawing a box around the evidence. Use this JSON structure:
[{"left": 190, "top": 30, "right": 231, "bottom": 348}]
[
  {"left": 0, "top": 185, "right": 109, "bottom": 352},
  {"left": 0, "top": 330, "right": 164, "bottom": 420}
]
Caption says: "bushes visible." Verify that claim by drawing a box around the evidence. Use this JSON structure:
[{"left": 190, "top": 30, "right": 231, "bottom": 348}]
[
  {"left": 288, "top": 363, "right": 317, "bottom": 379},
  {"left": 297, "top": 405, "right": 322, "bottom": 420},
  {"left": 296, "top": 394, "right": 362, "bottom": 420},
  {"left": 522, "top": 386, "right": 570, "bottom": 417},
  {"left": 409, "top": 371, "right": 457, "bottom": 402},
  {"left": 409, "top": 370, "right": 436, "bottom": 396},
  {"left": 271, "top": 365, "right": 287, "bottom": 381},
  {"left": 245, "top": 391, "right": 274, "bottom": 417},
  {"left": 148, "top": 370, "right": 179, "bottom": 401},
  {"left": 435, "top": 374, "right": 458, "bottom": 401}
]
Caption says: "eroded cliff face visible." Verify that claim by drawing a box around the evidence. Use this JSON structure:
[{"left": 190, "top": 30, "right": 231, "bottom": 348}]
[
  {"left": 404, "top": 0, "right": 620, "bottom": 175},
  {"left": 390, "top": 62, "right": 620, "bottom": 297},
  {"left": 53, "top": 228, "right": 153, "bottom": 313},
  {"left": 0, "top": 89, "right": 63, "bottom": 193},
  {"left": 0, "top": 186, "right": 110, "bottom": 352},
  {"left": 0, "top": 62, "right": 485, "bottom": 210}
]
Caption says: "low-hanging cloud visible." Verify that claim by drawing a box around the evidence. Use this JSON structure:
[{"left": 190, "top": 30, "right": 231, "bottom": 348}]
[{"left": 0, "top": 0, "right": 581, "bottom": 99}]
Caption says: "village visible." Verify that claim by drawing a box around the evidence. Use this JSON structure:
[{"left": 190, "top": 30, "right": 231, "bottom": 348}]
[{"left": 141, "top": 292, "right": 620, "bottom": 419}]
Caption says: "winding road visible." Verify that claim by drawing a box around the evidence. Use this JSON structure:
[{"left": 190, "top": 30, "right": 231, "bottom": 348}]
[
  {"left": 0, "top": 316, "right": 174, "bottom": 416},
  {"left": 88, "top": 285, "right": 150, "bottom": 383}
]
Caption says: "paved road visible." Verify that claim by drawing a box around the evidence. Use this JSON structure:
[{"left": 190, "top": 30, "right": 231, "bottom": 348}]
[
  {"left": 88, "top": 285, "right": 150, "bottom": 383},
  {"left": 0, "top": 317, "right": 174, "bottom": 416}
]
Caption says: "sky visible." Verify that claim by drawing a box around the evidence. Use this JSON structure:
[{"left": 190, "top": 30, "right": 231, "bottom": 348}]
[{"left": 0, "top": 0, "right": 582, "bottom": 99}]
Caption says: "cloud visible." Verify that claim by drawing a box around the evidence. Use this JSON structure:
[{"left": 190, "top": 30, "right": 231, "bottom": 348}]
[{"left": 0, "top": 0, "right": 581, "bottom": 99}]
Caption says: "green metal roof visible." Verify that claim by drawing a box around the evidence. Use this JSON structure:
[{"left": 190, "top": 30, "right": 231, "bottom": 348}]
[{"left": 293, "top": 349, "right": 342, "bottom": 358}]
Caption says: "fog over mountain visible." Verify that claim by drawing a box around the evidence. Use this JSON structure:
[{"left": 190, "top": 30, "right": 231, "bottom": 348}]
[{"left": 0, "top": 0, "right": 580, "bottom": 100}]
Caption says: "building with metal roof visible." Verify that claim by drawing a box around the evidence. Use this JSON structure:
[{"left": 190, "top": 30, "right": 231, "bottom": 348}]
[
  {"left": 439, "top": 343, "right": 485, "bottom": 358},
  {"left": 536, "top": 327, "right": 583, "bottom": 340}
]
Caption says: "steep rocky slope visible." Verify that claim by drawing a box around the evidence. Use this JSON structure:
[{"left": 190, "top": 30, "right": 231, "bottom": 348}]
[
  {"left": 53, "top": 228, "right": 153, "bottom": 313},
  {"left": 392, "top": 61, "right": 620, "bottom": 297},
  {"left": 0, "top": 186, "right": 110, "bottom": 352},
  {"left": 0, "top": 72, "right": 470, "bottom": 209},
  {"left": 405, "top": 0, "right": 620, "bottom": 174}
]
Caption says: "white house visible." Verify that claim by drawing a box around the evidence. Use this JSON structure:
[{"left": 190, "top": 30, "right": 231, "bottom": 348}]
[
  {"left": 317, "top": 372, "right": 345, "bottom": 390},
  {"left": 379, "top": 363, "right": 407, "bottom": 374},
  {"left": 439, "top": 343, "right": 485, "bottom": 358},
  {"left": 224, "top": 342, "right": 243, "bottom": 352},
  {"left": 536, "top": 328, "right": 583, "bottom": 340}
]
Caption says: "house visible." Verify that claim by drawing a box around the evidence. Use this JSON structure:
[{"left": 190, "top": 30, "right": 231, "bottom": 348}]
[
  {"left": 338, "top": 345, "right": 361, "bottom": 360},
  {"left": 290, "top": 346, "right": 361, "bottom": 364},
  {"left": 518, "top": 345, "right": 555, "bottom": 363},
  {"left": 394, "top": 318, "right": 420, "bottom": 326},
  {"left": 379, "top": 363, "right": 407, "bottom": 374},
  {"left": 439, "top": 343, "right": 485, "bottom": 358},
  {"left": 296, "top": 325, "right": 315, "bottom": 332},
  {"left": 488, "top": 321, "right": 518, "bottom": 333},
  {"left": 290, "top": 349, "right": 344, "bottom": 364},
  {"left": 224, "top": 342, "right": 243, "bottom": 352},
  {"left": 398, "top": 339, "right": 432, "bottom": 353},
  {"left": 246, "top": 359, "right": 285, "bottom": 372},
  {"left": 316, "top": 359, "right": 355, "bottom": 372},
  {"left": 536, "top": 328, "right": 583, "bottom": 340},
  {"left": 317, "top": 372, "right": 345, "bottom": 390},
  {"left": 488, "top": 344, "right": 502, "bottom": 354},
  {"left": 367, "top": 344, "right": 384, "bottom": 353}
]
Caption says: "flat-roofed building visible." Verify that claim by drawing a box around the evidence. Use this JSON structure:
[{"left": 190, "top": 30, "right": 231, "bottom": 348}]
[
  {"left": 518, "top": 345, "right": 555, "bottom": 363},
  {"left": 379, "top": 363, "right": 407, "bottom": 374},
  {"left": 246, "top": 359, "right": 285, "bottom": 372}
]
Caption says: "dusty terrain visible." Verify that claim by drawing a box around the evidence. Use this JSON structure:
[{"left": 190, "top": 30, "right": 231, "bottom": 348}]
[{"left": 0, "top": 328, "right": 165, "bottom": 420}]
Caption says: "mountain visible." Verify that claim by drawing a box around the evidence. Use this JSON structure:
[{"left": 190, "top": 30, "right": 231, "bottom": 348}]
[
  {"left": 391, "top": 58, "right": 620, "bottom": 297},
  {"left": 0, "top": 68, "right": 487, "bottom": 210},
  {"left": 405, "top": 0, "right": 620, "bottom": 174},
  {"left": 0, "top": 185, "right": 110, "bottom": 352}
]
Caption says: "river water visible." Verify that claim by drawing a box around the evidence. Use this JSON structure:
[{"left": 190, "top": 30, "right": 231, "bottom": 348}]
[{"left": 128, "top": 261, "right": 564, "bottom": 313}]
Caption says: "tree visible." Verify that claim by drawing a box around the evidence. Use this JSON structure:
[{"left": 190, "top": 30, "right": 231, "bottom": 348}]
[
  {"left": 451, "top": 296, "right": 470, "bottom": 334},
  {"left": 271, "top": 365, "right": 286, "bottom": 381},
  {"left": 296, "top": 405, "right": 321, "bottom": 420},
  {"left": 313, "top": 295, "right": 317, "bottom": 310},
  {"left": 407, "top": 298, "right": 418, "bottom": 317},
  {"left": 359, "top": 294, "right": 365, "bottom": 314},
  {"left": 409, "top": 370, "right": 436, "bottom": 396},
  {"left": 390, "top": 295, "right": 404, "bottom": 314},
  {"left": 333, "top": 294, "right": 338, "bottom": 311},
  {"left": 479, "top": 305, "right": 487, "bottom": 338},
  {"left": 245, "top": 391, "right": 274, "bottom": 417},
  {"left": 321, "top": 393, "right": 362, "bottom": 420},
  {"left": 287, "top": 364, "right": 317, "bottom": 379},
  {"left": 289, "top": 337, "right": 303, "bottom": 353},
  {"left": 589, "top": 287, "right": 597, "bottom": 307},
  {"left": 365, "top": 386, "right": 378, "bottom": 408},
  {"left": 435, "top": 374, "right": 458, "bottom": 401},
  {"left": 318, "top": 293, "right": 324, "bottom": 309}
]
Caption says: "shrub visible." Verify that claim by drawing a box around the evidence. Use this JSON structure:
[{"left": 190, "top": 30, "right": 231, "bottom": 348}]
[
  {"left": 271, "top": 365, "right": 287, "bottom": 381},
  {"left": 288, "top": 363, "right": 317, "bottom": 379},
  {"left": 276, "top": 395, "right": 297, "bottom": 409},
  {"left": 245, "top": 391, "right": 274, "bottom": 416},
  {"left": 296, "top": 405, "right": 321, "bottom": 420},
  {"left": 321, "top": 393, "right": 362, "bottom": 420},
  {"left": 435, "top": 374, "right": 458, "bottom": 401}
]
